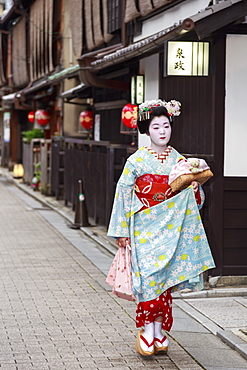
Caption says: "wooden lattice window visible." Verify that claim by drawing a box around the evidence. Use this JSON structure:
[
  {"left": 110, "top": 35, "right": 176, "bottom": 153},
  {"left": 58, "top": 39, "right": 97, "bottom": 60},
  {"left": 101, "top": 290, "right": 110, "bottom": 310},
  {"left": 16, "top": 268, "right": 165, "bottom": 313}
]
[{"left": 108, "top": 0, "right": 122, "bottom": 33}]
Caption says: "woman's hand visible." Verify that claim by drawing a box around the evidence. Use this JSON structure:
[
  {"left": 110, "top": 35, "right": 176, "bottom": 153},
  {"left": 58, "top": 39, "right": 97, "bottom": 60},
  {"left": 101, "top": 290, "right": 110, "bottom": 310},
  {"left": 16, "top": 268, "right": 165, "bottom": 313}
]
[
  {"left": 116, "top": 237, "right": 130, "bottom": 248},
  {"left": 191, "top": 181, "right": 199, "bottom": 194}
]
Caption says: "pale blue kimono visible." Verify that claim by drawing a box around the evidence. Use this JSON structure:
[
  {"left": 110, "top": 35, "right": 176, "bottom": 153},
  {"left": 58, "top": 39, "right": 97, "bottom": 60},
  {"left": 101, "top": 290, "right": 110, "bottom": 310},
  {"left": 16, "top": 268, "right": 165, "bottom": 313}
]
[{"left": 108, "top": 147, "right": 215, "bottom": 302}]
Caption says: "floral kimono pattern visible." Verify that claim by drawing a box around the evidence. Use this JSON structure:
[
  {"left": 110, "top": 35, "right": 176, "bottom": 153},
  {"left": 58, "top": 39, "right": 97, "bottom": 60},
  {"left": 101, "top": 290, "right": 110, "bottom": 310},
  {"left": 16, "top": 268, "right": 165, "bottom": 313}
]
[{"left": 108, "top": 146, "right": 215, "bottom": 303}]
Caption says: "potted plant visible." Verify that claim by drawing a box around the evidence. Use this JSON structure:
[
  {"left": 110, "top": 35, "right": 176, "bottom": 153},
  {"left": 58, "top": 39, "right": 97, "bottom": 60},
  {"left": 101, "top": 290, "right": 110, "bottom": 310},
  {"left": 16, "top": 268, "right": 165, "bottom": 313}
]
[{"left": 22, "top": 128, "right": 44, "bottom": 144}]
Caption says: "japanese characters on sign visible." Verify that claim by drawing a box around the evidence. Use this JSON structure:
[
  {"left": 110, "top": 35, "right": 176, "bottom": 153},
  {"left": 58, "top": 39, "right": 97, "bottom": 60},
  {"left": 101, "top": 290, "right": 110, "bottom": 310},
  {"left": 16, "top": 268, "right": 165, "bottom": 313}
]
[
  {"left": 131, "top": 75, "right": 144, "bottom": 105},
  {"left": 166, "top": 41, "right": 209, "bottom": 76}
]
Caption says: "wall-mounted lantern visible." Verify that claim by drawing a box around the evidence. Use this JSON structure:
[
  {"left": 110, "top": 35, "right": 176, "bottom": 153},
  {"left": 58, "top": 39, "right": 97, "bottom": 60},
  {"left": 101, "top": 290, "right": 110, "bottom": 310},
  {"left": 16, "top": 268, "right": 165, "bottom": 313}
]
[
  {"left": 120, "top": 103, "right": 138, "bottom": 145},
  {"left": 131, "top": 75, "right": 144, "bottom": 105},
  {"left": 35, "top": 109, "right": 51, "bottom": 126},
  {"left": 28, "top": 111, "right": 35, "bottom": 123},
  {"left": 79, "top": 110, "right": 93, "bottom": 130},
  {"left": 164, "top": 41, "right": 209, "bottom": 76},
  {"left": 121, "top": 103, "right": 138, "bottom": 129}
]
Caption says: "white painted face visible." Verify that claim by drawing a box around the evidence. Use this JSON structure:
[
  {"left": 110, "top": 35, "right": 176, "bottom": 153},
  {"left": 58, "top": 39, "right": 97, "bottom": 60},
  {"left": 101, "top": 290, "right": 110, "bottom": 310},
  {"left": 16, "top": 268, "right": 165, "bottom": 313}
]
[{"left": 148, "top": 115, "right": 172, "bottom": 153}]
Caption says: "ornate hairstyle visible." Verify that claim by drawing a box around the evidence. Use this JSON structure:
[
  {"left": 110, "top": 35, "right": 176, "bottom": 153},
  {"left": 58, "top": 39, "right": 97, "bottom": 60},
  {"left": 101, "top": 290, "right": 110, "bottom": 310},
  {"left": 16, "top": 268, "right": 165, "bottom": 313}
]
[{"left": 137, "top": 99, "right": 181, "bottom": 134}]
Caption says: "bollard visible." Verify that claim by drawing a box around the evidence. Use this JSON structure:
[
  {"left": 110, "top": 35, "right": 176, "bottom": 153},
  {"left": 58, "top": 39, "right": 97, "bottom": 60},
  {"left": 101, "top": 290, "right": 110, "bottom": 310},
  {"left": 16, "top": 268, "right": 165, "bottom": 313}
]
[{"left": 68, "top": 180, "right": 90, "bottom": 228}]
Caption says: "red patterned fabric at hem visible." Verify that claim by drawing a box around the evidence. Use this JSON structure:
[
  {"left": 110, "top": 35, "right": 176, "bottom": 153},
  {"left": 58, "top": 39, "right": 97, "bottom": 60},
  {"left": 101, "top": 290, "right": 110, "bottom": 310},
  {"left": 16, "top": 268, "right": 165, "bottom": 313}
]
[{"left": 136, "top": 289, "right": 173, "bottom": 332}]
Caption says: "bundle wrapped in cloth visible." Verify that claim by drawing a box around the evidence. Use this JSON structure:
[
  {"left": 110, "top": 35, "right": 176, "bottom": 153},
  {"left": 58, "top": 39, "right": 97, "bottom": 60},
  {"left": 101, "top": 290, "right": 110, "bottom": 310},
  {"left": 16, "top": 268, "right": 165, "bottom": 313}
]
[{"left": 168, "top": 158, "right": 213, "bottom": 192}]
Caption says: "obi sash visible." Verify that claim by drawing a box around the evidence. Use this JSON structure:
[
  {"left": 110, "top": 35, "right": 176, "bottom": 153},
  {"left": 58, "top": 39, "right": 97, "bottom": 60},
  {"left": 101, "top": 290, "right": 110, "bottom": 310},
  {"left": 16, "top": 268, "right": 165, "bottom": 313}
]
[{"left": 135, "top": 174, "right": 177, "bottom": 210}]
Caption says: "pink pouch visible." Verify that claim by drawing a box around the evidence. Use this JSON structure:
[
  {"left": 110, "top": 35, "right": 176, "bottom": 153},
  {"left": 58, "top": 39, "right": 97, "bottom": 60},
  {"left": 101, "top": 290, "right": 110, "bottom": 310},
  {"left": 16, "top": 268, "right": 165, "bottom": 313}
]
[{"left": 106, "top": 244, "right": 136, "bottom": 302}]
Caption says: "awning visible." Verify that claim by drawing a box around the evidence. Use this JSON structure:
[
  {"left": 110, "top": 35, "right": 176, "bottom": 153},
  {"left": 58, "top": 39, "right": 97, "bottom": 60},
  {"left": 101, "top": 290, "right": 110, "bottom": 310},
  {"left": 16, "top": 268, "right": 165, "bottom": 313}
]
[
  {"left": 2, "top": 92, "right": 16, "bottom": 108},
  {"left": 22, "top": 79, "right": 50, "bottom": 96},
  {"left": 22, "top": 65, "right": 80, "bottom": 96},
  {"left": 0, "top": 3, "right": 18, "bottom": 24},
  {"left": 2, "top": 92, "right": 16, "bottom": 103},
  {"left": 81, "top": 0, "right": 244, "bottom": 73},
  {"left": 48, "top": 64, "right": 80, "bottom": 83},
  {"left": 60, "top": 83, "right": 92, "bottom": 101},
  {"left": 184, "top": 0, "right": 246, "bottom": 39},
  {"left": 89, "top": 22, "right": 184, "bottom": 71}
]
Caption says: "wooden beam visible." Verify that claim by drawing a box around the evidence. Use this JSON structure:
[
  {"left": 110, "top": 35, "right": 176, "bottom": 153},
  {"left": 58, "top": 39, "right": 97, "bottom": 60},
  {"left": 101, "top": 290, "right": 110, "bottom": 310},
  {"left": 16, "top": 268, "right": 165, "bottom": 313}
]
[{"left": 194, "top": 1, "right": 247, "bottom": 40}]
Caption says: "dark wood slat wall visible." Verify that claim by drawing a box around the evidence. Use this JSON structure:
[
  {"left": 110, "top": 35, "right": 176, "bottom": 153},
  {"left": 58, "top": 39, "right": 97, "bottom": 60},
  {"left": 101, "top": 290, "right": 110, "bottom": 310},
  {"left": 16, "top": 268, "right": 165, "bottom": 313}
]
[
  {"left": 160, "top": 34, "right": 247, "bottom": 275},
  {"left": 161, "top": 75, "right": 214, "bottom": 155},
  {"left": 223, "top": 178, "right": 247, "bottom": 275},
  {"left": 160, "top": 63, "right": 219, "bottom": 274},
  {"left": 98, "top": 108, "right": 131, "bottom": 145}
]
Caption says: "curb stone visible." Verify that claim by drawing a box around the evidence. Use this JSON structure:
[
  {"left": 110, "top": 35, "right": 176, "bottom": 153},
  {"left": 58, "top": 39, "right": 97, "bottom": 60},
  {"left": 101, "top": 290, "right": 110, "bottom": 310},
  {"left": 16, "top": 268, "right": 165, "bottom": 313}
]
[
  {"left": 172, "top": 287, "right": 247, "bottom": 299},
  {"left": 174, "top": 298, "right": 247, "bottom": 361},
  {"left": 217, "top": 329, "right": 247, "bottom": 361}
]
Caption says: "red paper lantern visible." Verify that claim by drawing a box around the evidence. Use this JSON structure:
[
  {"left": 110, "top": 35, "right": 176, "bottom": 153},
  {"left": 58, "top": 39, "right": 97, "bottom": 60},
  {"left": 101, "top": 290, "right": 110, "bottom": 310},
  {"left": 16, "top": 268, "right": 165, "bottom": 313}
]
[
  {"left": 35, "top": 109, "right": 51, "bottom": 126},
  {"left": 28, "top": 111, "right": 35, "bottom": 123},
  {"left": 79, "top": 110, "right": 93, "bottom": 130},
  {"left": 121, "top": 104, "right": 138, "bottom": 128}
]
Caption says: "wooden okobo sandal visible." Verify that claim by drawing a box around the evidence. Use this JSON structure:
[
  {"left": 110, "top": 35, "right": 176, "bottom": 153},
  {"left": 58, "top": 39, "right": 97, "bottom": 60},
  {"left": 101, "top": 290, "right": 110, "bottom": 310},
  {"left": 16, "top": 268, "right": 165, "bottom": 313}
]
[
  {"left": 154, "top": 336, "right": 169, "bottom": 354},
  {"left": 135, "top": 330, "right": 155, "bottom": 356}
]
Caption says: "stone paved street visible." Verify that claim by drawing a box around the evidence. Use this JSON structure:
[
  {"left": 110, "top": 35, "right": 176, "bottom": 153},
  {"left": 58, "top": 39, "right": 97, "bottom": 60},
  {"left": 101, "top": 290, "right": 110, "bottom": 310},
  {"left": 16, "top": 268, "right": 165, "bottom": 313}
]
[{"left": 0, "top": 176, "right": 206, "bottom": 369}]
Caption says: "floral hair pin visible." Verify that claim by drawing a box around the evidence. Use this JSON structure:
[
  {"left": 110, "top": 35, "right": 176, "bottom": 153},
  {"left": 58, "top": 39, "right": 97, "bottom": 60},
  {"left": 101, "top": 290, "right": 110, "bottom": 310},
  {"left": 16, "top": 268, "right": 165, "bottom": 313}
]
[
  {"left": 165, "top": 100, "right": 181, "bottom": 117},
  {"left": 138, "top": 99, "right": 181, "bottom": 121}
]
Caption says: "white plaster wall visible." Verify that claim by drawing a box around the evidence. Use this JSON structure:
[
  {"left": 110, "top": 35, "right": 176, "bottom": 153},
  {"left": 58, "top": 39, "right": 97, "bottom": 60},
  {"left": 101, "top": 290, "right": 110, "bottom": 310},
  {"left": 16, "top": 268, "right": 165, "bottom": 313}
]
[
  {"left": 138, "top": 54, "right": 159, "bottom": 148},
  {"left": 225, "top": 34, "right": 247, "bottom": 176},
  {"left": 134, "top": 0, "right": 209, "bottom": 42}
]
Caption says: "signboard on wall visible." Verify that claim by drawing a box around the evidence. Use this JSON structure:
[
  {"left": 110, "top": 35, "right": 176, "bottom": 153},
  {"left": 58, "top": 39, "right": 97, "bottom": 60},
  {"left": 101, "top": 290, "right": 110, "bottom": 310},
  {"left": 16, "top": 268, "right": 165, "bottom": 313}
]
[
  {"left": 3, "top": 112, "right": 10, "bottom": 142},
  {"left": 164, "top": 41, "right": 209, "bottom": 76},
  {"left": 94, "top": 114, "right": 100, "bottom": 141}
]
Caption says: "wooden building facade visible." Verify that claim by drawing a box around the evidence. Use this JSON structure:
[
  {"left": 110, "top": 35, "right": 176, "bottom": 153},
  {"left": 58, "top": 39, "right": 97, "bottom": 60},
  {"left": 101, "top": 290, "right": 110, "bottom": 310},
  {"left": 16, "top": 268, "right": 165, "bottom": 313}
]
[
  {"left": 75, "top": 1, "right": 247, "bottom": 276},
  {"left": 0, "top": 0, "right": 246, "bottom": 276}
]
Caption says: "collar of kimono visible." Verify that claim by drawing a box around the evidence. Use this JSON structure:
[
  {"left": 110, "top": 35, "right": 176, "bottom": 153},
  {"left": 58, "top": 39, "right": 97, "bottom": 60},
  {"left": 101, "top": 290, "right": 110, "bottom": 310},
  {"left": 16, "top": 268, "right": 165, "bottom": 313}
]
[{"left": 145, "top": 146, "right": 172, "bottom": 163}]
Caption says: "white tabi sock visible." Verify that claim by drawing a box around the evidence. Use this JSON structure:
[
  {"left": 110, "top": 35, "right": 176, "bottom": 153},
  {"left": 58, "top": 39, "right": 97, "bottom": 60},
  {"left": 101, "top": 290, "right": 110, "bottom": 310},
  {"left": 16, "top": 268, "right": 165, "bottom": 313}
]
[
  {"left": 154, "top": 321, "right": 163, "bottom": 340},
  {"left": 142, "top": 322, "right": 154, "bottom": 347},
  {"left": 154, "top": 321, "right": 169, "bottom": 347}
]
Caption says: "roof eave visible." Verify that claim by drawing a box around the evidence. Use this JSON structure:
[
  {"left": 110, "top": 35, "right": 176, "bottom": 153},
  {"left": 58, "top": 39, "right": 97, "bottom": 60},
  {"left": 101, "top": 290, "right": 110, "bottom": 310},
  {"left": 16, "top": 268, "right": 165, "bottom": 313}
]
[
  {"left": 89, "top": 23, "right": 185, "bottom": 73},
  {"left": 81, "top": 0, "right": 246, "bottom": 74},
  {"left": 189, "top": 0, "right": 247, "bottom": 40}
]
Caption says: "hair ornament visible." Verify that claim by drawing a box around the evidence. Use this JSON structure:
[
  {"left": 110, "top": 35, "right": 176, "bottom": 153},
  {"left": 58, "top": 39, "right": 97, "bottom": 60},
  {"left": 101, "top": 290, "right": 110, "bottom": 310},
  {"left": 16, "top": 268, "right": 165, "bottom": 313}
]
[
  {"left": 138, "top": 99, "right": 181, "bottom": 121},
  {"left": 165, "top": 100, "right": 181, "bottom": 117}
]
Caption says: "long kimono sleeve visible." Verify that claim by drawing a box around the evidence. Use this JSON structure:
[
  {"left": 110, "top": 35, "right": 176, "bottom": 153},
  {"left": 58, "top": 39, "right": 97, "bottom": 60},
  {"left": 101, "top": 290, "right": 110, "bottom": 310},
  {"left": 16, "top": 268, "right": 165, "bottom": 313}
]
[{"left": 107, "top": 160, "right": 137, "bottom": 238}]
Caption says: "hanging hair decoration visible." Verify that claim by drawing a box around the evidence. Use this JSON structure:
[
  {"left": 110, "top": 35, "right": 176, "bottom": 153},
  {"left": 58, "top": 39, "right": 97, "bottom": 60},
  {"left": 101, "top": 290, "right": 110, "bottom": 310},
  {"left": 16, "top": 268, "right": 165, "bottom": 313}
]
[{"left": 138, "top": 99, "right": 181, "bottom": 121}]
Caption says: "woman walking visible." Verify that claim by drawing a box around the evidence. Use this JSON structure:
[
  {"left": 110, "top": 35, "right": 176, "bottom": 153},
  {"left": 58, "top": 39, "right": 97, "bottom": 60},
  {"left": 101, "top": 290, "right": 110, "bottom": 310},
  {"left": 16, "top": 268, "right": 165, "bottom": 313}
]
[{"left": 107, "top": 99, "right": 215, "bottom": 356}]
